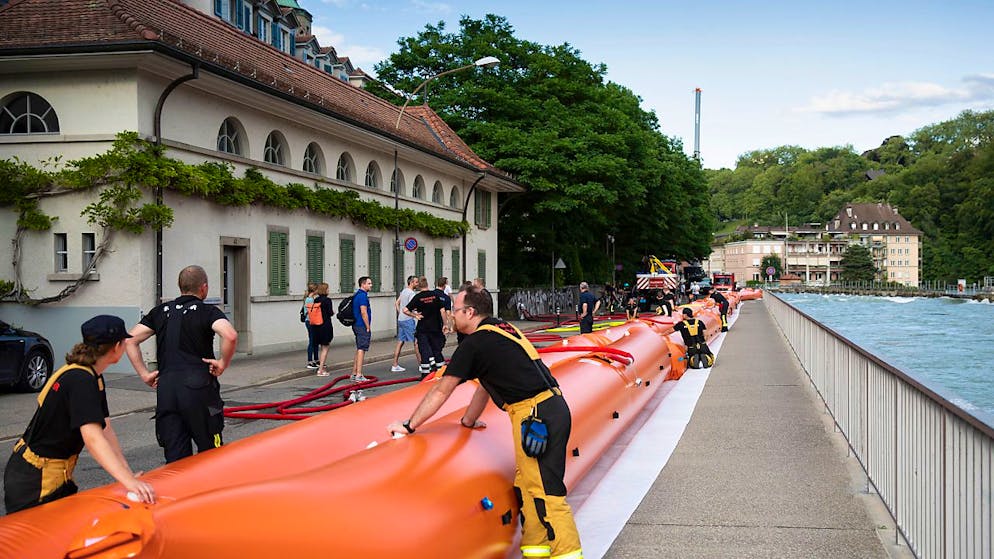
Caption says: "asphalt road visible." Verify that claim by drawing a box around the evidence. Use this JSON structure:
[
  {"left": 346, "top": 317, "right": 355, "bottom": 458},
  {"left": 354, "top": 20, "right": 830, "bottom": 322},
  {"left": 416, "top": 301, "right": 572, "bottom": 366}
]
[{"left": 0, "top": 357, "right": 417, "bottom": 516}]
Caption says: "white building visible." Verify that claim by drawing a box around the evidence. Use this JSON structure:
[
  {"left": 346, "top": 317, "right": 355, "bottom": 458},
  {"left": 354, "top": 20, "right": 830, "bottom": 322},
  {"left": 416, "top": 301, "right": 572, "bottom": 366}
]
[{"left": 0, "top": 0, "right": 521, "bottom": 365}]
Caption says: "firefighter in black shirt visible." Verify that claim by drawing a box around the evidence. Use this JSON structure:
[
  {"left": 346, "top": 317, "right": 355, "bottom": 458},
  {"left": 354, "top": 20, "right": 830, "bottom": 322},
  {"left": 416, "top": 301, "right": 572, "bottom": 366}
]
[
  {"left": 673, "top": 307, "right": 714, "bottom": 368},
  {"left": 4, "top": 315, "right": 155, "bottom": 514},
  {"left": 126, "top": 265, "right": 238, "bottom": 463},
  {"left": 705, "top": 288, "right": 730, "bottom": 331},
  {"left": 388, "top": 287, "right": 582, "bottom": 559}
]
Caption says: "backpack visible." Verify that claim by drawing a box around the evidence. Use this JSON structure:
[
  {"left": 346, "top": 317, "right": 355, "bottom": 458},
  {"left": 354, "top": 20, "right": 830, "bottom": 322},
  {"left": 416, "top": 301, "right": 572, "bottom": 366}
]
[
  {"left": 337, "top": 295, "right": 356, "bottom": 326},
  {"left": 306, "top": 301, "right": 324, "bottom": 326}
]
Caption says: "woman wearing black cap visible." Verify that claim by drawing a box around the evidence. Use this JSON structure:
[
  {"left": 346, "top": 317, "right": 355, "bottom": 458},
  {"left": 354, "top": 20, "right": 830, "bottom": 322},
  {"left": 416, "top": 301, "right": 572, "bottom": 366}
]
[{"left": 3, "top": 315, "right": 156, "bottom": 514}]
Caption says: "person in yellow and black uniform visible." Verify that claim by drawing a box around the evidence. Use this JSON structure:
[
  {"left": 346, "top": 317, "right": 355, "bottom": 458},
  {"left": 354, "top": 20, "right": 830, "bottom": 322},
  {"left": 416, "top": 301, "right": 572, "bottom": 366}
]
[
  {"left": 672, "top": 307, "right": 714, "bottom": 368},
  {"left": 3, "top": 315, "right": 155, "bottom": 515},
  {"left": 388, "top": 286, "right": 582, "bottom": 559},
  {"left": 705, "top": 288, "right": 730, "bottom": 332}
]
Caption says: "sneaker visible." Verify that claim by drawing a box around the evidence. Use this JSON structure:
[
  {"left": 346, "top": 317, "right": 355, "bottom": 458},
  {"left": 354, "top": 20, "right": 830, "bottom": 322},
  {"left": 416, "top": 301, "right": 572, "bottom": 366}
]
[
  {"left": 316, "top": 369, "right": 330, "bottom": 377},
  {"left": 390, "top": 365, "right": 405, "bottom": 373},
  {"left": 353, "top": 374, "right": 370, "bottom": 383},
  {"left": 306, "top": 362, "right": 318, "bottom": 370}
]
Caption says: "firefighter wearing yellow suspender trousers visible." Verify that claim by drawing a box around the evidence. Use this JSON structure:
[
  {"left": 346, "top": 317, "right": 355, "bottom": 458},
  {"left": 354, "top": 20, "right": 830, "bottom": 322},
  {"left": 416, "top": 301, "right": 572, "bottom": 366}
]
[
  {"left": 389, "top": 287, "right": 583, "bottom": 559},
  {"left": 673, "top": 308, "right": 714, "bottom": 369},
  {"left": 3, "top": 315, "right": 155, "bottom": 514}
]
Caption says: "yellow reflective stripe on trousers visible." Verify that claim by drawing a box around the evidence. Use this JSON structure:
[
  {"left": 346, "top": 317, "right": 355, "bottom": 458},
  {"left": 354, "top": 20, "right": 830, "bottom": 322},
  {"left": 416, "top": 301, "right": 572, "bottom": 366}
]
[
  {"left": 551, "top": 550, "right": 584, "bottom": 559},
  {"left": 521, "top": 544, "right": 551, "bottom": 557}
]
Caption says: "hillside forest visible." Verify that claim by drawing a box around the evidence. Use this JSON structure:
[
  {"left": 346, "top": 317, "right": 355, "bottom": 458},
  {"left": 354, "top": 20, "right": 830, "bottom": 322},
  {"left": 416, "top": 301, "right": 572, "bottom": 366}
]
[{"left": 707, "top": 110, "right": 994, "bottom": 283}]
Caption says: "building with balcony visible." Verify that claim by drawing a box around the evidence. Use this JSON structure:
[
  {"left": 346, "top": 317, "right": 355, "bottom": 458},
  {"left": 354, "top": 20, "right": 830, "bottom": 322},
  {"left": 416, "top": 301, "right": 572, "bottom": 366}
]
[
  {"left": 707, "top": 203, "right": 921, "bottom": 286},
  {"left": 0, "top": 0, "right": 520, "bottom": 363}
]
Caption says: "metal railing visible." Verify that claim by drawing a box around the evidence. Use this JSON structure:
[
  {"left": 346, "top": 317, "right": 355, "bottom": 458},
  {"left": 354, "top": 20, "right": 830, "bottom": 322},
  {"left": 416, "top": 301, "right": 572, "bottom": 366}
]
[{"left": 766, "top": 292, "right": 993, "bottom": 558}]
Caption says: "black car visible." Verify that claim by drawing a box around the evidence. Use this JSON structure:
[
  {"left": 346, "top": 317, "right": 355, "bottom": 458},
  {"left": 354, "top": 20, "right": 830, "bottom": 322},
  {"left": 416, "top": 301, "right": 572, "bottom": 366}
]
[{"left": 0, "top": 319, "right": 54, "bottom": 392}]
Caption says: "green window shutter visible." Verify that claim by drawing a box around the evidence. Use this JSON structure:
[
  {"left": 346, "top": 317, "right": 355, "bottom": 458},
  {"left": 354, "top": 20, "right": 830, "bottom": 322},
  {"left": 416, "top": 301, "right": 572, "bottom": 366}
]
[
  {"left": 483, "top": 191, "right": 492, "bottom": 228},
  {"left": 415, "top": 247, "right": 425, "bottom": 278},
  {"left": 394, "top": 246, "right": 405, "bottom": 292},
  {"left": 452, "top": 250, "right": 460, "bottom": 286},
  {"left": 306, "top": 235, "right": 324, "bottom": 284},
  {"left": 434, "top": 248, "right": 443, "bottom": 281},
  {"left": 478, "top": 250, "right": 486, "bottom": 286},
  {"left": 473, "top": 190, "right": 483, "bottom": 227},
  {"left": 369, "top": 239, "right": 381, "bottom": 292},
  {"left": 268, "top": 231, "right": 288, "bottom": 296},
  {"left": 340, "top": 238, "right": 355, "bottom": 293}
]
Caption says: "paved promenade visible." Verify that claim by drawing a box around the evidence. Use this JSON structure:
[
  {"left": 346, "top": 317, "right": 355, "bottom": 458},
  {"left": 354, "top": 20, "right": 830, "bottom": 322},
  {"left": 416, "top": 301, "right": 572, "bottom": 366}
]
[{"left": 603, "top": 301, "right": 907, "bottom": 558}]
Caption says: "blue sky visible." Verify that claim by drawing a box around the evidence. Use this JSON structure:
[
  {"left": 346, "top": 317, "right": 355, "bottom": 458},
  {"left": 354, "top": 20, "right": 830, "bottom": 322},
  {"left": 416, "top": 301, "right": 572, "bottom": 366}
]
[{"left": 305, "top": 1, "right": 994, "bottom": 169}]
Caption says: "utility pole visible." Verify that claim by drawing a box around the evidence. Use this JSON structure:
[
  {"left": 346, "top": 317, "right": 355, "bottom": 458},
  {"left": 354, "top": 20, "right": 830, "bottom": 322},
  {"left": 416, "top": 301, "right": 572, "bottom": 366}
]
[{"left": 693, "top": 88, "right": 702, "bottom": 162}]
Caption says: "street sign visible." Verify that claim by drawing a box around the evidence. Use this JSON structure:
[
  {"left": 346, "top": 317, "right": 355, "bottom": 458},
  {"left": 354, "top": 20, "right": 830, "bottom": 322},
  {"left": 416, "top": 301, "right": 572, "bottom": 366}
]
[
  {"left": 765, "top": 266, "right": 776, "bottom": 276},
  {"left": 404, "top": 237, "right": 418, "bottom": 251}
]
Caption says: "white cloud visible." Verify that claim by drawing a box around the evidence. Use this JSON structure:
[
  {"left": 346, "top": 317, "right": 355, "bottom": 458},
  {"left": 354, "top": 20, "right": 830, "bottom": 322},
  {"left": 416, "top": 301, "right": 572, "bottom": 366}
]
[
  {"left": 310, "top": 24, "right": 387, "bottom": 73},
  {"left": 798, "top": 74, "right": 994, "bottom": 116}
]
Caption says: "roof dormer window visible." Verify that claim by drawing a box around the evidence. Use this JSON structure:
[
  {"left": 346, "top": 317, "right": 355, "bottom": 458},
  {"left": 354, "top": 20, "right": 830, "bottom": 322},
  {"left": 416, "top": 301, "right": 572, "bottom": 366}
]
[{"left": 257, "top": 13, "right": 271, "bottom": 44}]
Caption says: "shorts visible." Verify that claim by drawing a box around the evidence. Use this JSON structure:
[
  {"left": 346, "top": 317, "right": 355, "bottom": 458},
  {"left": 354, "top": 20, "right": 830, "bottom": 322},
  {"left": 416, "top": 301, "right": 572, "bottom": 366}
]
[
  {"left": 397, "top": 320, "right": 416, "bottom": 342},
  {"left": 353, "top": 323, "right": 371, "bottom": 351}
]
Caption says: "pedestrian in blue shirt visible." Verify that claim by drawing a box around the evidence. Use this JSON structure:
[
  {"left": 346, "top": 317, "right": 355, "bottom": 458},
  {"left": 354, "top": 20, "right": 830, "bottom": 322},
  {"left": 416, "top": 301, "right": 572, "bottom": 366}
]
[{"left": 351, "top": 277, "right": 372, "bottom": 383}]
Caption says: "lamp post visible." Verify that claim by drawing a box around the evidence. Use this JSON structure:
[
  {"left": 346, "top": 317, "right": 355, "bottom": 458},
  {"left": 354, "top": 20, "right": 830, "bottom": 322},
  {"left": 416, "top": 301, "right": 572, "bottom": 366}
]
[
  {"left": 552, "top": 255, "right": 566, "bottom": 326},
  {"left": 607, "top": 234, "right": 615, "bottom": 287},
  {"left": 392, "top": 56, "right": 500, "bottom": 290}
]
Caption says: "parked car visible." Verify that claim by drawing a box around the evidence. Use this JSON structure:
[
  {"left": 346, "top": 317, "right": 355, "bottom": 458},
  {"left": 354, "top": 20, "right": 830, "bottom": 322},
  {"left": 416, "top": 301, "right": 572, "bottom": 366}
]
[{"left": 0, "top": 319, "right": 54, "bottom": 392}]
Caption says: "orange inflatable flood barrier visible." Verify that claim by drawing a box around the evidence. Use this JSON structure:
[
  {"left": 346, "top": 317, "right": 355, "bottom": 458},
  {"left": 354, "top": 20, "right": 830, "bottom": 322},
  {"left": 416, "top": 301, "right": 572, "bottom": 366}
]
[{"left": 0, "top": 307, "right": 731, "bottom": 559}]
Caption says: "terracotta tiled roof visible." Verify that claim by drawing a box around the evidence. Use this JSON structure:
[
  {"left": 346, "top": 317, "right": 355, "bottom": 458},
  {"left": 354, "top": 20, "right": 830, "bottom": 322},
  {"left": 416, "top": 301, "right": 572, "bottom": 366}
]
[
  {"left": 409, "top": 105, "right": 496, "bottom": 173},
  {"left": 0, "top": 0, "right": 512, "bottom": 180}
]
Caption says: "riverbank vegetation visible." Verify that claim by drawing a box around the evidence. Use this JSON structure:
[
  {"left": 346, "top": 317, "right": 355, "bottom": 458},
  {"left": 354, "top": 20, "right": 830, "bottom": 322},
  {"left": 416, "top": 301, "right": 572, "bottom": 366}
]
[{"left": 707, "top": 110, "right": 994, "bottom": 283}]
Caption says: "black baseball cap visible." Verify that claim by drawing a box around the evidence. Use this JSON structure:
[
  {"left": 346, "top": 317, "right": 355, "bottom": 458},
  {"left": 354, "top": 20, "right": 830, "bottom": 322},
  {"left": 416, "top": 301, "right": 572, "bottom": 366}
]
[{"left": 81, "top": 315, "right": 133, "bottom": 346}]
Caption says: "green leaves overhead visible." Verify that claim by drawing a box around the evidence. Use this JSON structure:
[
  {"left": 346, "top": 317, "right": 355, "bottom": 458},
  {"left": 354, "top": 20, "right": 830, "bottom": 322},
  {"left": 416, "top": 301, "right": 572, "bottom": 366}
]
[
  {"left": 371, "top": 15, "right": 713, "bottom": 286},
  {"left": 0, "top": 133, "right": 467, "bottom": 239}
]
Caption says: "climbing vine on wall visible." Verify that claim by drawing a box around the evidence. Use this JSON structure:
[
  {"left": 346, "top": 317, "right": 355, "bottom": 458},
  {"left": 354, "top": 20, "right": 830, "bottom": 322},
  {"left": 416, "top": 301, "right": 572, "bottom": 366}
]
[{"left": 1, "top": 132, "right": 469, "bottom": 304}]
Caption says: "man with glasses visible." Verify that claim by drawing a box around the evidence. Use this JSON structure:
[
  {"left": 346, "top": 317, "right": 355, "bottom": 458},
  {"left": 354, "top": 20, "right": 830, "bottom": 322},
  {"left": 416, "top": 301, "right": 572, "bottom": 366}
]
[{"left": 388, "top": 287, "right": 582, "bottom": 559}]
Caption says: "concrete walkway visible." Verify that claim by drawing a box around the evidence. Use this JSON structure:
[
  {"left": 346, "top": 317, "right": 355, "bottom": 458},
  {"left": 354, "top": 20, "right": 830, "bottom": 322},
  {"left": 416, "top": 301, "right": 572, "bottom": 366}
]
[{"left": 603, "top": 301, "right": 898, "bottom": 558}]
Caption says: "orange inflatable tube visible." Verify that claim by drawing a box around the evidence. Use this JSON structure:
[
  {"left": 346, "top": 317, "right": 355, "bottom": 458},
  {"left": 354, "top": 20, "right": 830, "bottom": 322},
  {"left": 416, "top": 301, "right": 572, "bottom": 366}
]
[{"left": 0, "top": 314, "right": 724, "bottom": 559}]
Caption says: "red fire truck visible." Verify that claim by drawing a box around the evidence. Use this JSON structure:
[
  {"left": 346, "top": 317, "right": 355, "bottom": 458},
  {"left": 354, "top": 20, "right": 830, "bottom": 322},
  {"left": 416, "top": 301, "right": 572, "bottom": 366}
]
[{"left": 712, "top": 272, "right": 736, "bottom": 291}]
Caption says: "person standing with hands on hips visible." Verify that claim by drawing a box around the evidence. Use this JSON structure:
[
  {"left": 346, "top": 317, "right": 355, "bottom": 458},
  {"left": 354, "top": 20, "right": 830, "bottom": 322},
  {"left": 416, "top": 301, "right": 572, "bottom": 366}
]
[
  {"left": 577, "top": 281, "right": 600, "bottom": 334},
  {"left": 387, "top": 286, "right": 583, "bottom": 559},
  {"left": 125, "top": 265, "right": 237, "bottom": 464},
  {"left": 4, "top": 315, "right": 155, "bottom": 514}
]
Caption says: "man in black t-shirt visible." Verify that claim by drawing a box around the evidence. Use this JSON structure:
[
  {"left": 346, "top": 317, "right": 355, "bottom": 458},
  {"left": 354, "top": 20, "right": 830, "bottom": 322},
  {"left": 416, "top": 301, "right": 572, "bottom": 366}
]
[
  {"left": 673, "top": 308, "right": 713, "bottom": 368},
  {"left": 577, "top": 281, "right": 600, "bottom": 334},
  {"left": 406, "top": 277, "right": 448, "bottom": 379},
  {"left": 126, "top": 265, "right": 238, "bottom": 463},
  {"left": 388, "top": 287, "right": 582, "bottom": 559},
  {"left": 705, "top": 288, "right": 730, "bottom": 331}
]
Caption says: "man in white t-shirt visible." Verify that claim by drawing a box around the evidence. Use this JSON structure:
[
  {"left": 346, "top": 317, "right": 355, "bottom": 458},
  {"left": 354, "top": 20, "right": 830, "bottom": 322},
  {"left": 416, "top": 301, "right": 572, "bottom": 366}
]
[{"left": 392, "top": 275, "right": 419, "bottom": 372}]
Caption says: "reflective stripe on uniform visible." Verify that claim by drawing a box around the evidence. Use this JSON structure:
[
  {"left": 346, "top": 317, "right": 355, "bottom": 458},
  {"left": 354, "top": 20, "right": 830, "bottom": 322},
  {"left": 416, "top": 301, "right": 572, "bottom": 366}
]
[
  {"left": 522, "top": 545, "right": 552, "bottom": 557},
  {"left": 551, "top": 550, "right": 584, "bottom": 559},
  {"left": 13, "top": 438, "right": 79, "bottom": 500}
]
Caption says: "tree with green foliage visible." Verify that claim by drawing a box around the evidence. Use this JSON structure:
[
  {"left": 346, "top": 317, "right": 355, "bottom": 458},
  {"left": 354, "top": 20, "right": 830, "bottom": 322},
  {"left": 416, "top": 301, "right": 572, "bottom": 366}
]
[
  {"left": 759, "top": 254, "right": 782, "bottom": 280},
  {"left": 706, "top": 109, "right": 994, "bottom": 283},
  {"left": 368, "top": 15, "right": 713, "bottom": 286},
  {"left": 840, "top": 244, "right": 876, "bottom": 282}
]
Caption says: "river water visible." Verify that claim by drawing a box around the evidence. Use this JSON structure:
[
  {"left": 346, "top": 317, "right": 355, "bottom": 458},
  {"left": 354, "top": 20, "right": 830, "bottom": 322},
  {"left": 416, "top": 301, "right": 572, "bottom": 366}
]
[{"left": 777, "top": 292, "right": 994, "bottom": 425}]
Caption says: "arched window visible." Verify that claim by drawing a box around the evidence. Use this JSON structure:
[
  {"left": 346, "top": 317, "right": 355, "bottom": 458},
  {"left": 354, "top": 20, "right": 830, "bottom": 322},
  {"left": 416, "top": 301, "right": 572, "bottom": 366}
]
[
  {"left": 364, "top": 161, "right": 381, "bottom": 189},
  {"left": 389, "top": 168, "right": 405, "bottom": 196},
  {"left": 336, "top": 152, "right": 354, "bottom": 182},
  {"left": 449, "top": 186, "right": 460, "bottom": 209},
  {"left": 216, "top": 117, "right": 245, "bottom": 155},
  {"left": 264, "top": 131, "right": 287, "bottom": 166},
  {"left": 432, "top": 181, "right": 444, "bottom": 204},
  {"left": 0, "top": 92, "right": 59, "bottom": 134},
  {"left": 303, "top": 142, "right": 323, "bottom": 175},
  {"left": 872, "top": 222, "right": 879, "bottom": 231},
  {"left": 895, "top": 223, "right": 901, "bottom": 230},
  {"left": 412, "top": 175, "right": 425, "bottom": 199}
]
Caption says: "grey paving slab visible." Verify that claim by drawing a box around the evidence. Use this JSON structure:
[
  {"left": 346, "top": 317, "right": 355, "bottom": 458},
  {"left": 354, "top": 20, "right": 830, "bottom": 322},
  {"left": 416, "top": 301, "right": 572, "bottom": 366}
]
[{"left": 603, "top": 301, "right": 890, "bottom": 558}]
